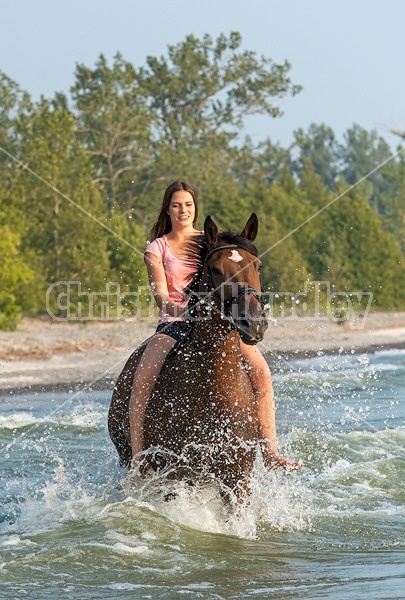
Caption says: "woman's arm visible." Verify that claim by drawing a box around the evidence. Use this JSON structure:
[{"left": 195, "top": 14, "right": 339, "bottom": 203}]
[{"left": 144, "top": 252, "right": 185, "bottom": 318}]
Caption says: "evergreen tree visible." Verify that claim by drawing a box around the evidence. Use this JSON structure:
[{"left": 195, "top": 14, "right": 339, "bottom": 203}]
[
  {"left": 380, "top": 152, "right": 405, "bottom": 254},
  {"left": 340, "top": 124, "right": 392, "bottom": 213},
  {"left": 293, "top": 123, "right": 342, "bottom": 191},
  {"left": 315, "top": 183, "right": 404, "bottom": 307},
  {"left": 239, "top": 176, "right": 310, "bottom": 294}
]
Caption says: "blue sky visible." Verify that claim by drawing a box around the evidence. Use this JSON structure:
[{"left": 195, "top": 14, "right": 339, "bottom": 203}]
[{"left": 1, "top": 0, "right": 404, "bottom": 148}]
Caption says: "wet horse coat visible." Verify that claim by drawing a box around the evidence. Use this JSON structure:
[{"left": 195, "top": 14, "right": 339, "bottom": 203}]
[{"left": 108, "top": 214, "right": 268, "bottom": 498}]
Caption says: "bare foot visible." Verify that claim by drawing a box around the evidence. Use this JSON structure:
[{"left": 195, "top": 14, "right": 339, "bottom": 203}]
[{"left": 263, "top": 452, "right": 303, "bottom": 472}]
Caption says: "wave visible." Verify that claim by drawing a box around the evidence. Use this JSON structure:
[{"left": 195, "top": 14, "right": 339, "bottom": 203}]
[
  {"left": 279, "top": 355, "right": 403, "bottom": 380},
  {"left": 0, "top": 404, "right": 105, "bottom": 432}
]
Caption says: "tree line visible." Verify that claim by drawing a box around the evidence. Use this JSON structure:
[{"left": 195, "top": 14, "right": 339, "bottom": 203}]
[{"left": 0, "top": 32, "right": 404, "bottom": 329}]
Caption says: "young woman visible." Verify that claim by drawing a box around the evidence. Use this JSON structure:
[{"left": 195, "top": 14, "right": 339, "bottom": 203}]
[{"left": 129, "top": 180, "right": 302, "bottom": 472}]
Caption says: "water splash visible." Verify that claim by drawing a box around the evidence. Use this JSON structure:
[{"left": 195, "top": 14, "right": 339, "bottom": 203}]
[{"left": 1, "top": 350, "right": 404, "bottom": 599}]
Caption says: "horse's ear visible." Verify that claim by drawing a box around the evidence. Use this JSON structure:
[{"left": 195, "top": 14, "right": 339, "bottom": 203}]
[
  {"left": 241, "top": 213, "right": 258, "bottom": 241},
  {"left": 204, "top": 216, "right": 219, "bottom": 246}
]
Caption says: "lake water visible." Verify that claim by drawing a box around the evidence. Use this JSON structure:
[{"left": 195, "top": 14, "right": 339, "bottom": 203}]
[{"left": 1, "top": 349, "right": 404, "bottom": 599}]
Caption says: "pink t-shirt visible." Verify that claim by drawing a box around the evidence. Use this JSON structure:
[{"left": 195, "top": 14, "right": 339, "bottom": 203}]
[{"left": 144, "top": 235, "right": 201, "bottom": 324}]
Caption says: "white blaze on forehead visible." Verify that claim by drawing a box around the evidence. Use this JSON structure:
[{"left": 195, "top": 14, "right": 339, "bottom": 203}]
[{"left": 228, "top": 249, "right": 243, "bottom": 263}]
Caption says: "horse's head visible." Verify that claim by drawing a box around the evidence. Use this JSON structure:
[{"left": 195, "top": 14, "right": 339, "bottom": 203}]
[{"left": 203, "top": 213, "right": 268, "bottom": 345}]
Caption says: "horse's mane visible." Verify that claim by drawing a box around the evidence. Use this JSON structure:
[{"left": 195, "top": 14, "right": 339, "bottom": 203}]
[
  {"left": 182, "top": 234, "right": 207, "bottom": 296},
  {"left": 183, "top": 230, "right": 259, "bottom": 302}
]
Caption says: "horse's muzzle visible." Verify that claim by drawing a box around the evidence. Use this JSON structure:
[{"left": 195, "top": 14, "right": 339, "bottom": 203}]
[
  {"left": 235, "top": 316, "right": 268, "bottom": 345},
  {"left": 233, "top": 293, "right": 268, "bottom": 345}
]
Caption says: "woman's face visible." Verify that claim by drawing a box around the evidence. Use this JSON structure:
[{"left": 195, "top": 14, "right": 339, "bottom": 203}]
[{"left": 166, "top": 190, "right": 196, "bottom": 229}]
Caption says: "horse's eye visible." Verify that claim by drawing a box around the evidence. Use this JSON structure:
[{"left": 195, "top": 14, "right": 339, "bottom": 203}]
[
  {"left": 258, "top": 264, "right": 262, "bottom": 271},
  {"left": 211, "top": 267, "right": 222, "bottom": 277}
]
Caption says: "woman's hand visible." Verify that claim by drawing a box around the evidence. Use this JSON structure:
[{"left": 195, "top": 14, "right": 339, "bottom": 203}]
[
  {"left": 129, "top": 454, "right": 150, "bottom": 477},
  {"left": 263, "top": 452, "right": 303, "bottom": 472}
]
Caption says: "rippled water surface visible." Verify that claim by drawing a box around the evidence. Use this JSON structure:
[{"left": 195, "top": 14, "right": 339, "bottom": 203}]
[{"left": 1, "top": 349, "right": 404, "bottom": 599}]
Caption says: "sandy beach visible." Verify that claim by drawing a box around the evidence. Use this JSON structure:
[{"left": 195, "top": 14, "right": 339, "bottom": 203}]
[{"left": 1, "top": 312, "right": 404, "bottom": 396}]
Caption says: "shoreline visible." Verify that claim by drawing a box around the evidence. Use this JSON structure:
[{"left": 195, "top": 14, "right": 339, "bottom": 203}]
[{"left": 1, "top": 313, "right": 405, "bottom": 398}]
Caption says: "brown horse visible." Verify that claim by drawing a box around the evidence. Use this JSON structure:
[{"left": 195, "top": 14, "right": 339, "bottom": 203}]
[{"left": 108, "top": 213, "right": 268, "bottom": 499}]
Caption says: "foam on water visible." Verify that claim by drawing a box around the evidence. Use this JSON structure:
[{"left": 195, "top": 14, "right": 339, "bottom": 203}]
[
  {"left": 2, "top": 419, "right": 403, "bottom": 541},
  {"left": 6, "top": 430, "right": 399, "bottom": 552},
  {"left": 1, "top": 435, "right": 311, "bottom": 542},
  {"left": 122, "top": 474, "right": 259, "bottom": 539},
  {"left": 1, "top": 535, "right": 37, "bottom": 548},
  {"left": 1, "top": 462, "right": 106, "bottom": 539}
]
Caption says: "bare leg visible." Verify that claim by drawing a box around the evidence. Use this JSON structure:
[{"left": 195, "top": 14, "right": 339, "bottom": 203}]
[
  {"left": 129, "top": 334, "right": 177, "bottom": 468},
  {"left": 240, "top": 342, "right": 303, "bottom": 471}
]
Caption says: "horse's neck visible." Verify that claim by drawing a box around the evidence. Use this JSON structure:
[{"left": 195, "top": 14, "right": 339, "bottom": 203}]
[{"left": 190, "top": 270, "right": 232, "bottom": 346}]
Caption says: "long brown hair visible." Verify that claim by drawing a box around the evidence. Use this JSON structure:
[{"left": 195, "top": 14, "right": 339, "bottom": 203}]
[{"left": 149, "top": 180, "right": 199, "bottom": 241}]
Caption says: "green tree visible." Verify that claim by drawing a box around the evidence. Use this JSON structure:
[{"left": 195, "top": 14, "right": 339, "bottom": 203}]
[
  {"left": 137, "top": 31, "right": 301, "bottom": 149},
  {"left": 0, "top": 73, "right": 36, "bottom": 328},
  {"left": 293, "top": 123, "right": 342, "bottom": 191},
  {"left": 340, "top": 124, "right": 392, "bottom": 212},
  {"left": 290, "top": 159, "right": 339, "bottom": 278},
  {"left": 71, "top": 53, "right": 154, "bottom": 216},
  {"left": 10, "top": 99, "right": 112, "bottom": 316},
  {"left": 380, "top": 151, "right": 405, "bottom": 254},
  {"left": 238, "top": 176, "right": 310, "bottom": 293},
  {"left": 0, "top": 72, "right": 32, "bottom": 236},
  {"left": 0, "top": 71, "right": 33, "bottom": 153},
  {"left": 0, "top": 224, "right": 34, "bottom": 330},
  {"left": 106, "top": 207, "right": 148, "bottom": 292},
  {"left": 314, "top": 184, "right": 404, "bottom": 307}
]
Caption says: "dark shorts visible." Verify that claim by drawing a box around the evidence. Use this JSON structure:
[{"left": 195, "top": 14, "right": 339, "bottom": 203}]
[{"left": 155, "top": 320, "right": 193, "bottom": 344}]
